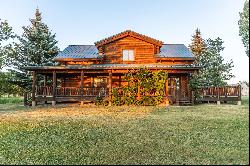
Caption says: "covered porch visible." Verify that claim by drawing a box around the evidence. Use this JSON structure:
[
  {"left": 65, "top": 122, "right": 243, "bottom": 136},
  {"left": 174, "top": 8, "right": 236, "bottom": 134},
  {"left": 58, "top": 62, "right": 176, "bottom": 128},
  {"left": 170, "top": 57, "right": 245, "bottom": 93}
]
[{"left": 24, "top": 64, "right": 199, "bottom": 106}]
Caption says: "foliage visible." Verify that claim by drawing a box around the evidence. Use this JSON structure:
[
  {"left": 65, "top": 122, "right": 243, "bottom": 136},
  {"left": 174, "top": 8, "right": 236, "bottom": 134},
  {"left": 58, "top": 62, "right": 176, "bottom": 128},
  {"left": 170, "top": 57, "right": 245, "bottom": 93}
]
[
  {"left": 112, "top": 67, "right": 168, "bottom": 106},
  {"left": 0, "top": 72, "right": 23, "bottom": 97},
  {"left": 199, "top": 38, "right": 234, "bottom": 87},
  {"left": 0, "top": 104, "right": 248, "bottom": 165},
  {"left": 188, "top": 28, "right": 206, "bottom": 57},
  {"left": 188, "top": 29, "right": 234, "bottom": 102},
  {"left": 0, "top": 97, "right": 23, "bottom": 104},
  {"left": 6, "top": 8, "right": 59, "bottom": 90},
  {"left": 238, "top": 0, "right": 249, "bottom": 57},
  {"left": 112, "top": 88, "right": 123, "bottom": 106},
  {"left": 0, "top": 19, "right": 16, "bottom": 69}
]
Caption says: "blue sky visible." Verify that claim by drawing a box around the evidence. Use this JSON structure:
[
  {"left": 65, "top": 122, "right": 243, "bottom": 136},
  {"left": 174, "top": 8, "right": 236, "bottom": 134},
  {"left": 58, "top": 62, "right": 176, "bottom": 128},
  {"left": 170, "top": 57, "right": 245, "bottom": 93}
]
[{"left": 0, "top": 0, "right": 248, "bottom": 83}]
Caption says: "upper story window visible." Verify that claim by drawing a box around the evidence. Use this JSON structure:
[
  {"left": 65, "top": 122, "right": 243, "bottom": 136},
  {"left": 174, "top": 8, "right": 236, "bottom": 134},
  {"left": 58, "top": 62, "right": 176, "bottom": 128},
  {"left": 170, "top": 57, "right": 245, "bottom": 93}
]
[{"left": 122, "top": 50, "right": 134, "bottom": 61}]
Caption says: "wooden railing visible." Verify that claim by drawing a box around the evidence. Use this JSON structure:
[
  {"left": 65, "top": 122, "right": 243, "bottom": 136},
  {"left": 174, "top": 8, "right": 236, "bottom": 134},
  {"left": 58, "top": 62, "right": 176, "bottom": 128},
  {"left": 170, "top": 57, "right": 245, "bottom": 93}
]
[
  {"left": 36, "top": 86, "right": 53, "bottom": 96},
  {"left": 200, "top": 85, "right": 241, "bottom": 97},
  {"left": 199, "top": 85, "right": 241, "bottom": 102},
  {"left": 35, "top": 86, "right": 108, "bottom": 97}
]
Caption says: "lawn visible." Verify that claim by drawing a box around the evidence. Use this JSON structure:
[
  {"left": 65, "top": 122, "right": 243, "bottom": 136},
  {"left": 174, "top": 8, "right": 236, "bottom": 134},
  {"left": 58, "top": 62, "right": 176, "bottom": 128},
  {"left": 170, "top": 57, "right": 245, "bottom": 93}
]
[{"left": 0, "top": 97, "right": 249, "bottom": 165}]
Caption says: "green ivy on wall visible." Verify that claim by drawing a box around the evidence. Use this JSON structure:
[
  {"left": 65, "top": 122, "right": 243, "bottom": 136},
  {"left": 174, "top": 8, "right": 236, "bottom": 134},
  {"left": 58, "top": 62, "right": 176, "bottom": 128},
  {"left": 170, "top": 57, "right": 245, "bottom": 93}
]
[{"left": 112, "top": 67, "right": 168, "bottom": 106}]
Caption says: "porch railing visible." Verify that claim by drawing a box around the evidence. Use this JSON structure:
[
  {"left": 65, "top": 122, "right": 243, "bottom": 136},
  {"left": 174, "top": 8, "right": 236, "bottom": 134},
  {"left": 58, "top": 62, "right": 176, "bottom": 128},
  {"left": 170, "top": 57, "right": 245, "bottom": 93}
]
[
  {"left": 199, "top": 85, "right": 241, "bottom": 97},
  {"left": 199, "top": 85, "right": 241, "bottom": 103},
  {"left": 35, "top": 86, "right": 108, "bottom": 97}
]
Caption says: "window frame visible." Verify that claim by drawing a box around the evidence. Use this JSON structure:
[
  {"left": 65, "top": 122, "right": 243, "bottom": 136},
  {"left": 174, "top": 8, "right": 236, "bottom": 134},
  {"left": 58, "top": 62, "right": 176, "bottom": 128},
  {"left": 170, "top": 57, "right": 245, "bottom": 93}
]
[{"left": 122, "top": 49, "right": 134, "bottom": 61}]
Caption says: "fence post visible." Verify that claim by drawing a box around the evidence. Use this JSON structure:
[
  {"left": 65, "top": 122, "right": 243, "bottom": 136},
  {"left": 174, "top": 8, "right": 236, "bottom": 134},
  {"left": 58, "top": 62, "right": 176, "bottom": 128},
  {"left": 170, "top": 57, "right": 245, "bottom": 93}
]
[
  {"left": 217, "top": 86, "right": 220, "bottom": 105},
  {"left": 237, "top": 85, "right": 241, "bottom": 105}
]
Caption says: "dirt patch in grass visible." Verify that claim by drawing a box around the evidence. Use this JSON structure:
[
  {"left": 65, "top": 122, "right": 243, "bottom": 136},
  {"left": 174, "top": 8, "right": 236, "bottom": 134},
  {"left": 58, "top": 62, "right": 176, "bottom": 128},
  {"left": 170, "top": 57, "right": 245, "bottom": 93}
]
[{"left": 0, "top": 104, "right": 155, "bottom": 123}]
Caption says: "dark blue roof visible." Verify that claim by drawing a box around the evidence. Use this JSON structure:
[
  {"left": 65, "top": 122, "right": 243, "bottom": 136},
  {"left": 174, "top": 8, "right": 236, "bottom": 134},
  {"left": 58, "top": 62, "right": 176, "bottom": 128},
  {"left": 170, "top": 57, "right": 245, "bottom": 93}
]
[
  {"left": 54, "top": 44, "right": 194, "bottom": 60},
  {"left": 55, "top": 45, "right": 99, "bottom": 59},
  {"left": 158, "top": 44, "right": 194, "bottom": 58}
]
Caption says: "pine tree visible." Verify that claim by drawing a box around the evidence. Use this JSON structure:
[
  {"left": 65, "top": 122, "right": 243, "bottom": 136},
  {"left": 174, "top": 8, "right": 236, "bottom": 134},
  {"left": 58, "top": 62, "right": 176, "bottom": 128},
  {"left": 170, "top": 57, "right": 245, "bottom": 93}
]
[
  {"left": 188, "top": 29, "right": 234, "bottom": 102},
  {"left": 0, "top": 19, "right": 15, "bottom": 69},
  {"left": 188, "top": 28, "right": 206, "bottom": 58},
  {"left": 198, "top": 38, "right": 234, "bottom": 87},
  {"left": 238, "top": 0, "right": 249, "bottom": 57},
  {"left": 7, "top": 8, "right": 59, "bottom": 90}
]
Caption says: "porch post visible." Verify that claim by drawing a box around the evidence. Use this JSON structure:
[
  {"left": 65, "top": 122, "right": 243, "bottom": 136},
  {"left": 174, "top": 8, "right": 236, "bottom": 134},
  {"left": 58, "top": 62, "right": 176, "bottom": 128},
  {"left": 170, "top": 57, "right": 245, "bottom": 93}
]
[
  {"left": 137, "top": 80, "right": 141, "bottom": 100},
  {"left": 109, "top": 71, "right": 112, "bottom": 106},
  {"left": 80, "top": 70, "right": 84, "bottom": 106},
  {"left": 119, "top": 75, "right": 122, "bottom": 87},
  {"left": 165, "top": 78, "right": 169, "bottom": 106},
  {"left": 32, "top": 71, "right": 37, "bottom": 107},
  {"left": 52, "top": 71, "right": 57, "bottom": 106},
  {"left": 44, "top": 75, "right": 47, "bottom": 86},
  {"left": 238, "top": 84, "right": 241, "bottom": 105},
  {"left": 44, "top": 75, "right": 47, "bottom": 104}
]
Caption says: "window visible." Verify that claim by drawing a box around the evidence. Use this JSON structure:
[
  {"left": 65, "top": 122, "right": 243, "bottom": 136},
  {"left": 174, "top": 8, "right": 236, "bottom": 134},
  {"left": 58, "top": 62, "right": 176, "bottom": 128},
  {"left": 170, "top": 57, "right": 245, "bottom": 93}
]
[
  {"left": 122, "top": 50, "right": 134, "bottom": 61},
  {"left": 94, "top": 77, "right": 107, "bottom": 87}
]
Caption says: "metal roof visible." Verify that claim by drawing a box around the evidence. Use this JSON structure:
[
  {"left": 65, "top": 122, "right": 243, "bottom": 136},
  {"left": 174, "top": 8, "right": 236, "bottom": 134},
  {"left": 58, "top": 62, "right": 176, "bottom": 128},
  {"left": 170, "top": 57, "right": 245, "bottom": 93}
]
[
  {"left": 158, "top": 44, "right": 195, "bottom": 58},
  {"left": 55, "top": 45, "right": 99, "bottom": 59},
  {"left": 54, "top": 44, "right": 194, "bottom": 60}
]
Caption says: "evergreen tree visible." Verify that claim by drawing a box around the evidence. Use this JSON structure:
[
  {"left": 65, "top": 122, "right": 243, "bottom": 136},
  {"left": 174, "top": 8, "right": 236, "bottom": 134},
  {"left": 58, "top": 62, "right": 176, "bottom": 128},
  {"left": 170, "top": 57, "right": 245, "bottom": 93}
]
[
  {"left": 7, "top": 8, "right": 59, "bottom": 90},
  {"left": 238, "top": 0, "right": 249, "bottom": 57},
  {"left": 198, "top": 38, "right": 234, "bottom": 87},
  {"left": 0, "top": 19, "right": 15, "bottom": 69},
  {"left": 188, "top": 29, "right": 234, "bottom": 102},
  {"left": 188, "top": 28, "right": 206, "bottom": 58}
]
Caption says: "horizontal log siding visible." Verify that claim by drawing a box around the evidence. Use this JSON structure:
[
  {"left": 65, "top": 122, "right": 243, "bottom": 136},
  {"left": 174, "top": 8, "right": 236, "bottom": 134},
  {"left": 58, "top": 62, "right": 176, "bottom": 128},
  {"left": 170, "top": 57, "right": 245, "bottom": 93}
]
[{"left": 103, "top": 36, "right": 156, "bottom": 63}]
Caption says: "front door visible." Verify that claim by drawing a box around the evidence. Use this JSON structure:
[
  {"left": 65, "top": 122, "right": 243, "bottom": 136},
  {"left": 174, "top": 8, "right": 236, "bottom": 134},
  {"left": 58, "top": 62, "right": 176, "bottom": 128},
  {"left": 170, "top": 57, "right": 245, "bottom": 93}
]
[{"left": 168, "top": 77, "right": 180, "bottom": 104}]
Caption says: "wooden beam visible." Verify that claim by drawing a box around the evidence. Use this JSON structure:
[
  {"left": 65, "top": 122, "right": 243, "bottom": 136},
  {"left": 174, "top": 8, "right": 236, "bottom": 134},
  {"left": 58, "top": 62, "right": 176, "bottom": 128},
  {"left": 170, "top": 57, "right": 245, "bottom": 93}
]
[
  {"left": 32, "top": 71, "right": 37, "bottom": 107},
  {"left": 80, "top": 70, "right": 84, "bottom": 106},
  {"left": 44, "top": 75, "right": 47, "bottom": 86},
  {"left": 44, "top": 75, "right": 48, "bottom": 104},
  {"left": 119, "top": 75, "right": 121, "bottom": 87},
  {"left": 80, "top": 70, "right": 84, "bottom": 88},
  {"left": 165, "top": 78, "right": 169, "bottom": 104},
  {"left": 109, "top": 71, "right": 112, "bottom": 106},
  {"left": 52, "top": 71, "right": 57, "bottom": 106},
  {"left": 137, "top": 80, "right": 141, "bottom": 100}
]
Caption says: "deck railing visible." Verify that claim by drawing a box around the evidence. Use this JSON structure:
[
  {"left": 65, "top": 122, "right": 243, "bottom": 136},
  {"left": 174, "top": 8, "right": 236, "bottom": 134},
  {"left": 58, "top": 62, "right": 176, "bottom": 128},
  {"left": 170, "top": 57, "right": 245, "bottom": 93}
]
[
  {"left": 199, "top": 85, "right": 241, "bottom": 103},
  {"left": 36, "top": 86, "right": 108, "bottom": 97},
  {"left": 199, "top": 85, "right": 241, "bottom": 97}
]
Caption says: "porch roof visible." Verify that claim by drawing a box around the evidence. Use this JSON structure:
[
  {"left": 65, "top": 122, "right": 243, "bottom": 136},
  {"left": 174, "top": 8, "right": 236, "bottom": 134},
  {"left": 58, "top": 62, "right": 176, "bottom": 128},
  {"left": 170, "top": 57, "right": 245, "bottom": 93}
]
[{"left": 24, "top": 63, "right": 200, "bottom": 71}]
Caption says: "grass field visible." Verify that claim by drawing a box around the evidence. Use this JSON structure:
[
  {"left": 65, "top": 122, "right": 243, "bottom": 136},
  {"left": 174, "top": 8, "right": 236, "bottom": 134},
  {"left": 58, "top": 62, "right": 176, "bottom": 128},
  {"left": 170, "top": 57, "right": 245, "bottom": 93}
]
[
  {"left": 0, "top": 97, "right": 249, "bottom": 165},
  {"left": 0, "top": 97, "right": 23, "bottom": 104}
]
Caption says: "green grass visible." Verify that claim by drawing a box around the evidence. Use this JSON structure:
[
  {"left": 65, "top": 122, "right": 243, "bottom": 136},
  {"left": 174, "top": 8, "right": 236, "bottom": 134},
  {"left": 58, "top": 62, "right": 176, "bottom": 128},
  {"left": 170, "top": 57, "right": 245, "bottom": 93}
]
[
  {"left": 0, "top": 97, "right": 23, "bottom": 104},
  {"left": 0, "top": 98, "right": 249, "bottom": 165},
  {"left": 242, "top": 96, "right": 249, "bottom": 105}
]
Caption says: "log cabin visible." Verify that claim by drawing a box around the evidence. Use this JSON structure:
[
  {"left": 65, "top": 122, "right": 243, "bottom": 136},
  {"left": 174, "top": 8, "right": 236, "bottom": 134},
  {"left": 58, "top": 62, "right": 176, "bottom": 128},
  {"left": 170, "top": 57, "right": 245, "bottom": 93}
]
[{"left": 24, "top": 30, "right": 200, "bottom": 106}]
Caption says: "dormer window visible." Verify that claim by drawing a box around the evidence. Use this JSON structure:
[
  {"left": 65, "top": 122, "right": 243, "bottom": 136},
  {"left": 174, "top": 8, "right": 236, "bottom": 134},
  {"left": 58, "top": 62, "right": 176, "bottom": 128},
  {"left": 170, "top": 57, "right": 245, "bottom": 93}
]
[{"left": 122, "top": 50, "right": 134, "bottom": 61}]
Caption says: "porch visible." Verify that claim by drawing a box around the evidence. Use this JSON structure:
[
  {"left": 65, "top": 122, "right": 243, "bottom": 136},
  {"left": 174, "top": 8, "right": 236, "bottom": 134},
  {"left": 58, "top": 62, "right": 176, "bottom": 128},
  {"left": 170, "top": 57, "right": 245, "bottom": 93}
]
[{"left": 24, "top": 64, "right": 200, "bottom": 106}]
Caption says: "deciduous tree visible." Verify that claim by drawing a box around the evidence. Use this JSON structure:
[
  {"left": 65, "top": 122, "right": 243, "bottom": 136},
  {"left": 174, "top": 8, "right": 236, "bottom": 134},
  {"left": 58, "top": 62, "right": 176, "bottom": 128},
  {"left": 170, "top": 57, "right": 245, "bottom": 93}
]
[{"left": 238, "top": 0, "right": 249, "bottom": 57}]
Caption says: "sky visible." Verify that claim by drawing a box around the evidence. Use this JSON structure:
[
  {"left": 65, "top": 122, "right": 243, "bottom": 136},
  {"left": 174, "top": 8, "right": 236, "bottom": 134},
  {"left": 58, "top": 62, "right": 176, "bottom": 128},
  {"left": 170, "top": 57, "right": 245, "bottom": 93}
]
[{"left": 0, "top": 0, "right": 249, "bottom": 84}]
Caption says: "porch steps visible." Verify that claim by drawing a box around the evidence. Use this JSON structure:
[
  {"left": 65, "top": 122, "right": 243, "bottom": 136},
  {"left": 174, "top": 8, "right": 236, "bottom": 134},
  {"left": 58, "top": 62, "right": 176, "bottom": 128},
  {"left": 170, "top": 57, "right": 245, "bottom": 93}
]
[{"left": 179, "top": 99, "right": 192, "bottom": 106}]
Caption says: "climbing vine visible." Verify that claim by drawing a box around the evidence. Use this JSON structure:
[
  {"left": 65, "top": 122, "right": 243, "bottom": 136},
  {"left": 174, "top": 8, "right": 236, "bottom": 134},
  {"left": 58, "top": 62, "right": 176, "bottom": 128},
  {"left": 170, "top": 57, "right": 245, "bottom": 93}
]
[{"left": 112, "top": 67, "right": 168, "bottom": 106}]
